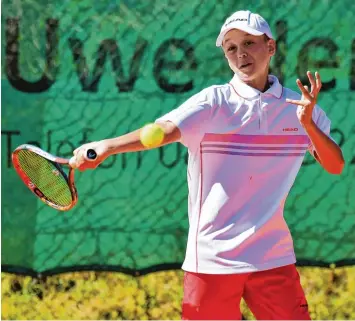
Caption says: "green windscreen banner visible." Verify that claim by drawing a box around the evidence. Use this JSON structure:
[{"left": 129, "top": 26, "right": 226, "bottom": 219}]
[{"left": 1, "top": 0, "right": 355, "bottom": 276}]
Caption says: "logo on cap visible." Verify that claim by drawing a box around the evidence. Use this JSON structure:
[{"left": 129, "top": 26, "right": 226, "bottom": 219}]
[{"left": 225, "top": 18, "right": 247, "bottom": 27}]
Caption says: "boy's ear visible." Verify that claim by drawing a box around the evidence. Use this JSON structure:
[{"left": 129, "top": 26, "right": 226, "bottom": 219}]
[{"left": 268, "top": 39, "right": 276, "bottom": 56}]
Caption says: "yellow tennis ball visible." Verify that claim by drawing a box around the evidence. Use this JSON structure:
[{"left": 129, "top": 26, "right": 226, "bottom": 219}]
[{"left": 140, "top": 123, "right": 165, "bottom": 148}]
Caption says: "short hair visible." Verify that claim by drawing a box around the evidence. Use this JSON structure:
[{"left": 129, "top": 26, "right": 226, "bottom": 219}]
[{"left": 263, "top": 34, "right": 271, "bottom": 42}]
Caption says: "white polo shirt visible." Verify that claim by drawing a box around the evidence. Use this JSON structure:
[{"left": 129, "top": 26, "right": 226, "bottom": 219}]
[{"left": 156, "top": 74, "right": 334, "bottom": 274}]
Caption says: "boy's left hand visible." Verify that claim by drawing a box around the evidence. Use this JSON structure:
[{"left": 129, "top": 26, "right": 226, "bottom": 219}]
[{"left": 286, "top": 71, "right": 322, "bottom": 128}]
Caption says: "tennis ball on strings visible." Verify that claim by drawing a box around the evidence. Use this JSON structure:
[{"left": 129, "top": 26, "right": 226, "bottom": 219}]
[{"left": 140, "top": 123, "right": 165, "bottom": 148}]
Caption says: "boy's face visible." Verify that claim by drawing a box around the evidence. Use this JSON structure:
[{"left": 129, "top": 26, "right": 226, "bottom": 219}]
[{"left": 222, "top": 29, "right": 276, "bottom": 83}]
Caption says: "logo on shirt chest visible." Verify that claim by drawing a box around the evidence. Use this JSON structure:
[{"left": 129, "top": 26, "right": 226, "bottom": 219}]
[{"left": 282, "top": 127, "right": 299, "bottom": 132}]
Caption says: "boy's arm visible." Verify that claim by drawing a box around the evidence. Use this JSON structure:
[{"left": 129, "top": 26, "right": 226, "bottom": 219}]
[{"left": 71, "top": 121, "right": 181, "bottom": 171}]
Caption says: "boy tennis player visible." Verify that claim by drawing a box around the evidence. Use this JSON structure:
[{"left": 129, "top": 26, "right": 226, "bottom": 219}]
[{"left": 72, "top": 10, "right": 344, "bottom": 320}]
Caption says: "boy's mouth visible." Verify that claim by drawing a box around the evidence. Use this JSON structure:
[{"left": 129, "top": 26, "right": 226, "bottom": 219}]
[{"left": 240, "top": 63, "right": 252, "bottom": 69}]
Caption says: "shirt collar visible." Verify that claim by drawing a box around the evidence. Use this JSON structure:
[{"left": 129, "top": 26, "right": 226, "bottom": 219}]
[{"left": 229, "top": 74, "right": 283, "bottom": 99}]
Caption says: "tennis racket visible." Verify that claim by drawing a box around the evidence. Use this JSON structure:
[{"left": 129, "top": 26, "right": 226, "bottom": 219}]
[{"left": 12, "top": 144, "right": 97, "bottom": 211}]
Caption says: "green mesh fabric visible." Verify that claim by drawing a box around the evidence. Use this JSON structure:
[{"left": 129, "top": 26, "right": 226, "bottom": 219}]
[
  {"left": 1, "top": 0, "right": 354, "bottom": 275},
  {"left": 17, "top": 150, "right": 72, "bottom": 207}
]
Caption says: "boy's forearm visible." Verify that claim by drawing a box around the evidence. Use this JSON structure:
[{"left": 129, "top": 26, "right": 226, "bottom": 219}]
[
  {"left": 304, "top": 120, "right": 345, "bottom": 174},
  {"left": 103, "top": 121, "right": 181, "bottom": 156},
  {"left": 103, "top": 129, "right": 148, "bottom": 156}
]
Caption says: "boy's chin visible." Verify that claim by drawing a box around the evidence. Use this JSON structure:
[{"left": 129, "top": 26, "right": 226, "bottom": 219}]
[{"left": 235, "top": 71, "right": 255, "bottom": 81}]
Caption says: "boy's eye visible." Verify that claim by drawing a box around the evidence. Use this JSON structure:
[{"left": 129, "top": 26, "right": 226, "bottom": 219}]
[
  {"left": 245, "top": 41, "right": 254, "bottom": 46},
  {"left": 228, "top": 45, "right": 236, "bottom": 52}
]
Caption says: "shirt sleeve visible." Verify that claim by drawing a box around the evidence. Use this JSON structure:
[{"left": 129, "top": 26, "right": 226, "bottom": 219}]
[
  {"left": 155, "top": 87, "right": 215, "bottom": 148},
  {"left": 308, "top": 105, "right": 336, "bottom": 153}
]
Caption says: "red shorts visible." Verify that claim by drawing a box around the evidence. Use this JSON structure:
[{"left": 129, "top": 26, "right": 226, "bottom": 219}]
[{"left": 182, "top": 264, "right": 311, "bottom": 320}]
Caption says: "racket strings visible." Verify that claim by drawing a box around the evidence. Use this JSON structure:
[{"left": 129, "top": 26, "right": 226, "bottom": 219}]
[{"left": 17, "top": 150, "right": 73, "bottom": 206}]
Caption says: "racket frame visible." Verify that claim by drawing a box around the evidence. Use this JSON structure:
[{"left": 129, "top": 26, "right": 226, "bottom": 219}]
[{"left": 12, "top": 144, "right": 78, "bottom": 211}]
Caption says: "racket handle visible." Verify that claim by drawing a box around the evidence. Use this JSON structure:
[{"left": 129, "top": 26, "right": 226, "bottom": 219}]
[{"left": 87, "top": 149, "right": 97, "bottom": 160}]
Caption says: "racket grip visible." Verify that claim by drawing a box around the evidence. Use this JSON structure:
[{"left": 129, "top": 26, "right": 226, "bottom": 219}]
[{"left": 87, "top": 149, "right": 97, "bottom": 160}]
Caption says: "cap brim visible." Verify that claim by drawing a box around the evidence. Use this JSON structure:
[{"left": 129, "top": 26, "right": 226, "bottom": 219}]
[{"left": 216, "top": 24, "right": 264, "bottom": 47}]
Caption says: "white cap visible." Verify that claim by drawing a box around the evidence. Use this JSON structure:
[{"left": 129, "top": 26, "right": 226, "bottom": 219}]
[{"left": 216, "top": 10, "right": 273, "bottom": 47}]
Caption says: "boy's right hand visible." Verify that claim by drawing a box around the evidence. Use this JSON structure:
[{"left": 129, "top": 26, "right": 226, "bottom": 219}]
[{"left": 70, "top": 140, "right": 110, "bottom": 171}]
